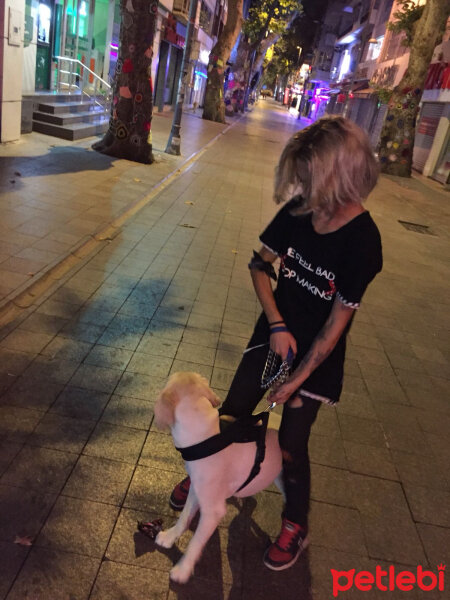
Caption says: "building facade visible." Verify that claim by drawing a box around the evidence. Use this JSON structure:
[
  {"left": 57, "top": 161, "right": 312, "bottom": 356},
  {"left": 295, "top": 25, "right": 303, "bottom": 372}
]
[
  {"left": 413, "top": 18, "right": 450, "bottom": 183},
  {"left": 0, "top": 0, "right": 225, "bottom": 142},
  {"left": 304, "top": 0, "right": 449, "bottom": 184}
]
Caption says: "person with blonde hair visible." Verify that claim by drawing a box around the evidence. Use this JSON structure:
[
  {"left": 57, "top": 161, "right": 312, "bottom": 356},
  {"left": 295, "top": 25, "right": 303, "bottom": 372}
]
[{"left": 169, "top": 116, "right": 383, "bottom": 571}]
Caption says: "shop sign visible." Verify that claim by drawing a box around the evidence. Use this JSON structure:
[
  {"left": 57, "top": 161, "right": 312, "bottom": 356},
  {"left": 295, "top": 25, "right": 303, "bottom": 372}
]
[
  {"left": 372, "top": 65, "right": 398, "bottom": 87},
  {"left": 163, "top": 13, "right": 185, "bottom": 48},
  {"left": 356, "top": 66, "right": 368, "bottom": 79}
]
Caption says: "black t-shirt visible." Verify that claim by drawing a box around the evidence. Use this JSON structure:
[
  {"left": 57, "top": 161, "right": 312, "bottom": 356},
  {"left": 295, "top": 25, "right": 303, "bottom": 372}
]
[{"left": 252, "top": 200, "right": 383, "bottom": 403}]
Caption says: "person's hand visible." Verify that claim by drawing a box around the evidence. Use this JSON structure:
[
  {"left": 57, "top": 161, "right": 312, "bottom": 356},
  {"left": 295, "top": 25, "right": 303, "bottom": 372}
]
[
  {"left": 269, "top": 330, "right": 297, "bottom": 360},
  {"left": 268, "top": 379, "right": 299, "bottom": 405}
]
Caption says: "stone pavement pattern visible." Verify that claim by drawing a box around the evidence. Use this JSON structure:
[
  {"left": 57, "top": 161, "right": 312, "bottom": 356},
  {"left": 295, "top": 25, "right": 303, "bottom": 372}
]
[
  {"left": 0, "top": 101, "right": 449, "bottom": 599},
  {"left": 0, "top": 110, "right": 227, "bottom": 304}
]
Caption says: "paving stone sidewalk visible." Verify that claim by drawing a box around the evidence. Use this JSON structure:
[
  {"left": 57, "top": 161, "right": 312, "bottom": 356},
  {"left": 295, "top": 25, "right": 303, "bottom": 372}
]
[
  {"left": 0, "top": 101, "right": 449, "bottom": 599},
  {"left": 0, "top": 110, "right": 228, "bottom": 306}
]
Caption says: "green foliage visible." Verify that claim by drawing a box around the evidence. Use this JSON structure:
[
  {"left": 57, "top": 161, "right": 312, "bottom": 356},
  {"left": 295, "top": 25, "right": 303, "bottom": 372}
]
[
  {"left": 387, "top": 0, "right": 425, "bottom": 46},
  {"left": 262, "top": 29, "right": 301, "bottom": 86},
  {"left": 371, "top": 85, "right": 393, "bottom": 104},
  {"left": 243, "top": 0, "right": 302, "bottom": 45},
  {"left": 262, "top": 9, "right": 320, "bottom": 88}
]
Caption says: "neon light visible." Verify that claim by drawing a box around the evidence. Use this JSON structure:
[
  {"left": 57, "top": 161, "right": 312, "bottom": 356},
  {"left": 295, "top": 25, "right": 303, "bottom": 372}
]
[
  {"left": 199, "top": 49, "right": 210, "bottom": 65},
  {"left": 195, "top": 70, "right": 208, "bottom": 79},
  {"left": 110, "top": 43, "right": 119, "bottom": 50},
  {"left": 338, "top": 50, "right": 351, "bottom": 81}
]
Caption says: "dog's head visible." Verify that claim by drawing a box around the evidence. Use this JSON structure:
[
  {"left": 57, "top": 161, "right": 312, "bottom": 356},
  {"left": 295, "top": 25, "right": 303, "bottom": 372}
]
[{"left": 154, "top": 372, "right": 221, "bottom": 430}]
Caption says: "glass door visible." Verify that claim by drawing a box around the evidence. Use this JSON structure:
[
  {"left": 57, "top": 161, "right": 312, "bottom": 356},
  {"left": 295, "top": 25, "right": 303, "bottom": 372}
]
[
  {"left": 35, "top": 0, "right": 54, "bottom": 89},
  {"left": 56, "top": 0, "right": 115, "bottom": 92}
]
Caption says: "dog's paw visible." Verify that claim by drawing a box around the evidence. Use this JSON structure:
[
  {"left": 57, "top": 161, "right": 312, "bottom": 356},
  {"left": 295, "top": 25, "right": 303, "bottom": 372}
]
[
  {"left": 170, "top": 562, "right": 192, "bottom": 584},
  {"left": 155, "top": 529, "right": 177, "bottom": 549}
]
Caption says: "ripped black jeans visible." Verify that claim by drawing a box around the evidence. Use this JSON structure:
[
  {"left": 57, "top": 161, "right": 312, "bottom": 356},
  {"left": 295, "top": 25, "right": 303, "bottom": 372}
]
[{"left": 219, "top": 344, "right": 321, "bottom": 529}]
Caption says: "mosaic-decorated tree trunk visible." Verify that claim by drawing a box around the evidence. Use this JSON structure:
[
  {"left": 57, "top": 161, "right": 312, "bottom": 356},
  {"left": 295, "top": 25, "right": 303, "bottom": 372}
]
[
  {"left": 203, "top": 0, "right": 244, "bottom": 123},
  {"left": 378, "top": 0, "right": 450, "bottom": 177},
  {"left": 92, "top": 0, "right": 157, "bottom": 164}
]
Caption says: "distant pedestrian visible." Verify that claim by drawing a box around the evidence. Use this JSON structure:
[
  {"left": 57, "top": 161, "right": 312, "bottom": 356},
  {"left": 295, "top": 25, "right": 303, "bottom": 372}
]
[{"left": 169, "top": 116, "right": 383, "bottom": 571}]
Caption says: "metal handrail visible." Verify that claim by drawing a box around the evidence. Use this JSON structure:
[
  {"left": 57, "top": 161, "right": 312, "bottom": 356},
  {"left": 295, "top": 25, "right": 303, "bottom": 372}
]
[
  {"left": 55, "top": 55, "right": 112, "bottom": 113},
  {"left": 56, "top": 56, "right": 111, "bottom": 89}
]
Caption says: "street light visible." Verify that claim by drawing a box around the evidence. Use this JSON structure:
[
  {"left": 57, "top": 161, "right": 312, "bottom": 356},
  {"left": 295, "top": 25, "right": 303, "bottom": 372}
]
[{"left": 165, "top": 0, "right": 197, "bottom": 155}]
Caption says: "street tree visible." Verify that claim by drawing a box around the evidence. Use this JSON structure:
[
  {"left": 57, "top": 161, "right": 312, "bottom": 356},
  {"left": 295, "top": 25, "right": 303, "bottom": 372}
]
[
  {"left": 262, "top": 32, "right": 302, "bottom": 92},
  {"left": 203, "top": 0, "right": 244, "bottom": 123},
  {"left": 378, "top": 0, "right": 450, "bottom": 176},
  {"left": 250, "top": 11, "right": 299, "bottom": 82},
  {"left": 241, "top": 0, "right": 302, "bottom": 99},
  {"left": 92, "top": 0, "right": 158, "bottom": 164},
  {"left": 261, "top": 4, "right": 327, "bottom": 92}
]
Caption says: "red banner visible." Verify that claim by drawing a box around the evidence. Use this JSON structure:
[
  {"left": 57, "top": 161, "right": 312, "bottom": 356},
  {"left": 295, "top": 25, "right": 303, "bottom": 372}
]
[{"left": 424, "top": 62, "right": 450, "bottom": 90}]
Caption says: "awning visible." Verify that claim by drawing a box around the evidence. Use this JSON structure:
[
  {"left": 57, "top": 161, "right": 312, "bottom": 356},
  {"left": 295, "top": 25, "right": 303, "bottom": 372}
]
[
  {"left": 352, "top": 80, "right": 370, "bottom": 92},
  {"left": 339, "top": 80, "right": 369, "bottom": 93},
  {"left": 353, "top": 87, "right": 377, "bottom": 97}
]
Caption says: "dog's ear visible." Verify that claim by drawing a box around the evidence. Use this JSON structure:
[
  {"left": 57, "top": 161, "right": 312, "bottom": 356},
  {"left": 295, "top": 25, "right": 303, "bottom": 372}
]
[
  {"left": 205, "top": 388, "right": 221, "bottom": 408},
  {"left": 194, "top": 375, "right": 221, "bottom": 408},
  {"left": 154, "top": 388, "right": 178, "bottom": 430}
]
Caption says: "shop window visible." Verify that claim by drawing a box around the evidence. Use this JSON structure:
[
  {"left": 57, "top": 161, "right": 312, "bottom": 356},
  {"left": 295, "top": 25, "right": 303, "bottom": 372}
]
[
  {"left": 366, "top": 35, "right": 384, "bottom": 61},
  {"left": 381, "top": 0, "right": 394, "bottom": 23},
  {"left": 37, "top": 1, "right": 52, "bottom": 44},
  {"left": 200, "top": 1, "right": 213, "bottom": 36},
  {"left": 380, "top": 30, "right": 407, "bottom": 62}
]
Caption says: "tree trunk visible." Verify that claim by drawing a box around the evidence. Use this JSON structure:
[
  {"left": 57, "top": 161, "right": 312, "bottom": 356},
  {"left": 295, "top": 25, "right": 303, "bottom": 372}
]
[
  {"left": 252, "top": 33, "right": 280, "bottom": 77},
  {"left": 378, "top": 0, "right": 450, "bottom": 176},
  {"left": 92, "top": 0, "right": 157, "bottom": 164},
  {"left": 203, "top": 0, "right": 244, "bottom": 123},
  {"left": 244, "top": 11, "right": 298, "bottom": 109},
  {"left": 250, "top": 11, "right": 299, "bottom": 81}
]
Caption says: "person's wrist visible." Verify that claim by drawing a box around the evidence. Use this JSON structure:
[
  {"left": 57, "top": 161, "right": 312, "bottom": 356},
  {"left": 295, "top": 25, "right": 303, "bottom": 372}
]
[
  {"left": 287, "top": 374, "right": 302, "bottom": 391},
  {"left": 269, "top": 325, "right": 289, "bottom": 334},
  {"left": 268, "top": 319, "right": 285, "bottom": 327}
]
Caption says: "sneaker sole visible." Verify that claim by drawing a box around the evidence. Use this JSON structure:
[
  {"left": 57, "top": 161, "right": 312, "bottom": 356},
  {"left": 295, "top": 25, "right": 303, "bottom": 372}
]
[{"left": 263, "top": 536, "right": 309, "bottom": 571}]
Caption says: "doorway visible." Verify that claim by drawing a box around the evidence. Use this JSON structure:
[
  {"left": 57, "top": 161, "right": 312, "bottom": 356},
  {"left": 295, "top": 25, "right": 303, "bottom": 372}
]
[{"left": 35, "top": 0, "right": 54, "bottom": 89}]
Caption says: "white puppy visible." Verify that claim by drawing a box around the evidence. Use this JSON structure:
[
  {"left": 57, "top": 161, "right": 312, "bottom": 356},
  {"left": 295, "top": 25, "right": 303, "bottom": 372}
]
[{"left": 154, "top": 372, "right": 282, "bottom": 584}]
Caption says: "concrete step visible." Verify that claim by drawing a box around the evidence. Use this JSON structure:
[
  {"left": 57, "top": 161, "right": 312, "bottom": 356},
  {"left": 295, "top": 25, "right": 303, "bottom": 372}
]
[
  {"left": 23, "top": 92, "right": 84, "bottom": 104},
  {"left": 32, "top": 117, "right": 109, "bottom": 141},
  {"left": 38, "top": 101, "right": 98, "bottom": 114},
  {"left": 33, "top": 108, "right": 108, "bottom": 126}
]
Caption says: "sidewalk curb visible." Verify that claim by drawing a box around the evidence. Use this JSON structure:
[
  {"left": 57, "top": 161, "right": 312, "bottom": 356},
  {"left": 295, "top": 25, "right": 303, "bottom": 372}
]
[{"left": 0, "top": 115, "right": 243, "bottom": 329}]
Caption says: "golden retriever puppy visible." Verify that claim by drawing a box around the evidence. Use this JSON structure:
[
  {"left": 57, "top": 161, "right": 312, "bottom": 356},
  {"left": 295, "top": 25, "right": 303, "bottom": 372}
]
[{"left": 154, "top": 372, "right": 282, "bottom": 583}]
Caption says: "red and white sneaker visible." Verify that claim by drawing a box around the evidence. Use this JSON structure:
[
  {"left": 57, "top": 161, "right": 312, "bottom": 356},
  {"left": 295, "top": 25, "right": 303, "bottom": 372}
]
[
  {"left": 263, "top": 518, "right": 309, "bottom": 571},
  {"left": 169, "top": 475, "right": 191, "bottom": 511}
]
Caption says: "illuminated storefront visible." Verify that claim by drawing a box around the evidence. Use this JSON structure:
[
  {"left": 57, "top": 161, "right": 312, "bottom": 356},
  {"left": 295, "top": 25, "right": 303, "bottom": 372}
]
[{"left": 23, "top": 0, "right": 118, "bottom": 93}]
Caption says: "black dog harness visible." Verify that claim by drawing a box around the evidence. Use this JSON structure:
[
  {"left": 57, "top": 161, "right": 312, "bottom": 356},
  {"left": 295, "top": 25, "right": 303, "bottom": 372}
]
[{"left": 175, "top": 412, "right": 270, "bottom": 493}]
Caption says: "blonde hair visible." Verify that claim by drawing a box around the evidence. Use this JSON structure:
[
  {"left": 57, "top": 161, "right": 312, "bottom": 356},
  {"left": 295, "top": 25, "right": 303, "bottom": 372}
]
[{"left": 274, "top": 116, "right": 379, "bottom": 213}]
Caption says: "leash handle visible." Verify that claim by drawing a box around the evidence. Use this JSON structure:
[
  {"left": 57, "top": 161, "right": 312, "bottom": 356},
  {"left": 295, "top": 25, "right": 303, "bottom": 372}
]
[
  {"left": 286, "top": 347, "right": 295, "bottom": 366},
  {"left": 261, "top": 346, "right": 295, "bottom": 390}
]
